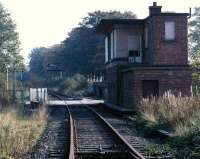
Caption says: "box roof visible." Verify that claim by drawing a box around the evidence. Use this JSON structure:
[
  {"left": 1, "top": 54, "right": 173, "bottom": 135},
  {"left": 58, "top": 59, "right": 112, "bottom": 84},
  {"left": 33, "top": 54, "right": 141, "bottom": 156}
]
[
  {"left": 95, "top": 13, "right": 189, "bottom": 35},
  {"left": 95, "top": 19, "right": 144, "bottom": 35}
]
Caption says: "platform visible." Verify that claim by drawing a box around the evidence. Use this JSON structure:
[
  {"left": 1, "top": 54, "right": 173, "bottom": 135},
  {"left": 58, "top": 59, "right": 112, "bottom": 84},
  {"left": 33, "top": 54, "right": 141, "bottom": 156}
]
[
  {"left": 103, "top": 102, "right": 136, "bottom": 114},
  {"left": 47, "top": 98, "right": 104, "bottom": 106}
]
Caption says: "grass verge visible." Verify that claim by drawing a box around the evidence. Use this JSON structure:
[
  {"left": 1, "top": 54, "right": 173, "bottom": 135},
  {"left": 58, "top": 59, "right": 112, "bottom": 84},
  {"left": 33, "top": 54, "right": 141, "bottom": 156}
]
[
  {"left": 0, "top": 106, "right": 47, "bottom": 159},
  {"left": 136, "top": 92, "right": 200, "bottom": 158}
]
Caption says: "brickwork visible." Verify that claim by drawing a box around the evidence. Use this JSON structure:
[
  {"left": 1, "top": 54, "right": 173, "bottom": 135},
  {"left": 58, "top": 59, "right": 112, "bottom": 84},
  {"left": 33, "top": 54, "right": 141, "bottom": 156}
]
[
  {"left": 106, "top": 66, "right": 118, "bottom": 105},
  {"left": 98, "top": 3, "right": 192, "bottom": 110},
  {"left": 122, "top": 67, "right": 192, "bottom": 108},
  {"left": 150, "top": 16, "right": 188, "bottom": 65}
]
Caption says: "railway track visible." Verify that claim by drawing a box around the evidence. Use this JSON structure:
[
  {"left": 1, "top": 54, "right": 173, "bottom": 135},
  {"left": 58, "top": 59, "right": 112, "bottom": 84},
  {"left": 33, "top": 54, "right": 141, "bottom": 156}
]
[
  {"left": 48, "top": 93, "right": 75, "bottom": 159},
  {"left": 49, "top": 92, "right": 146, "bottom": 159},
  {"left": 91, "top": 105, "right": 172, "bottom": 159},
  {"left": 69, "top": 105, "right": 133, "bottom": 159},
  {"left": 30, "top": 106, "right": 71, "bottom": 159}
]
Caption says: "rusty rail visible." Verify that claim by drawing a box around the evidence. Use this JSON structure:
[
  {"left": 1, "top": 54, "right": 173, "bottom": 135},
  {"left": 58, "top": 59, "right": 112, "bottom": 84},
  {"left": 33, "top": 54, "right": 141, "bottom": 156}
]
[
  {"left": 66, "top": 105, "right": 75, "bottom": 159},
  {"left": 50, "top": 91, "right": 145, "bottom": 159},
  {"left": 86, "top": 106, "right": 146, "bottom": 159},
  {"left": 49, "top": 92, "right": 75, "bottom": 159}
]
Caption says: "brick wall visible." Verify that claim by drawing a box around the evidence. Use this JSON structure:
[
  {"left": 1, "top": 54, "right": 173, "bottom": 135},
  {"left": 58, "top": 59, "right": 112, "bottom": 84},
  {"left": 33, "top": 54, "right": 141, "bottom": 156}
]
[
  {"left": 122, "top": 67, "right": 192, "bottom": 108},
  {"left": 123, "top": 71, "right": 135, "bottom": 108},
  {"left": 106, "top": 66, "right": 118, "bottom": 105},
  {"left": 106, "top": 65, "right": 127, "bottom": 106},
  {"left": 146, "top": 16, "right": 188, "bottom": 65}
]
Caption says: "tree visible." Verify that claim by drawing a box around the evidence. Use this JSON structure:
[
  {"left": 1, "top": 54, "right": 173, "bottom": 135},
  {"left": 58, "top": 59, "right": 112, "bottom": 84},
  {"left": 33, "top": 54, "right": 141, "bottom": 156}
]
[
  {"left": 29, "top": 47, "right": 46, "bottom": 76},
  {"left": 80, "top": 11, "right": 137, "bottom": 28},
  {"left": 29, "top": 45, "right": 63, "bottom": 77},
  {"left": 28, "top": 10, "right": 137, "bottom": 84},
  {"left": 189, "top": 7, "right": 200, "bottom": 61},
  {"left": 0, "top": 3, "right": 24, "bottom": 104},
  {"left": 0, "top": 3, "right": 23, "bottom": 72},
  {"left": 60, "top": 11, "right": 137, "bottom": 75}
]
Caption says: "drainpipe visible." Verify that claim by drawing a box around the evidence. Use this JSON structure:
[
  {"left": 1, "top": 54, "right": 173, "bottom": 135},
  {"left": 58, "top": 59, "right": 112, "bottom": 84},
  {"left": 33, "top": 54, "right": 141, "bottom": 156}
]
[{"left": 188, "top": 7, "right": 192, "bottom": 19}]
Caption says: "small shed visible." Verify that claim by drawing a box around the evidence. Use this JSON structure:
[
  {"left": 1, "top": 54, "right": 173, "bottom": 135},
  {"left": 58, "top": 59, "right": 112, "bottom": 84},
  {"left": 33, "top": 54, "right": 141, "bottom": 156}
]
[{"left": 46, "top": 64, "right": 63, "bottom": 81}]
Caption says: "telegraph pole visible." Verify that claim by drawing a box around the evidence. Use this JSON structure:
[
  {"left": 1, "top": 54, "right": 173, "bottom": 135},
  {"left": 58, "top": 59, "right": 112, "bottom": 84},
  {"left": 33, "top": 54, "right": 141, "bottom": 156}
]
[
  {"left": 12, "top": 68, "right": 16, "bottom": 103},
  {"left": 20, "top": 70, "right": 24, "bottom": 103},
  {"left": 6, "top": 66, "right": 9, "bottom": 91}
]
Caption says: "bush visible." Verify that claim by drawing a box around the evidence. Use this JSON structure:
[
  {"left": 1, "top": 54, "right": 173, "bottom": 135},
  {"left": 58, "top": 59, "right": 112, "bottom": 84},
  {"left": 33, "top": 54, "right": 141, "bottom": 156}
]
[
  {"left": 139, "top": 92, "right": 200, "bottom": 136},
  {"left": 59, "top": 73, "right": 88, "bottom": 96},
  {"left": 138, "top": 92, "right": 200, "bottom": 158}
]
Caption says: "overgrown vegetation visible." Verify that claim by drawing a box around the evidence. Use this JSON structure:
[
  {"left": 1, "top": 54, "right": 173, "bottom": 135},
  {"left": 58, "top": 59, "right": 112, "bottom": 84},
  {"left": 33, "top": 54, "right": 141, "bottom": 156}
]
[
  {"left": 137, "top": 92, "right": 200, "bottom": 158},
  {"left": 0, "top": 73, "right": 9, "bottom": 107},
  {"left": 59, "top": 73, "right": 89, "bottom": 97},
  {"left": 0, "top": 106, "right": 47, "bottom": 159}
]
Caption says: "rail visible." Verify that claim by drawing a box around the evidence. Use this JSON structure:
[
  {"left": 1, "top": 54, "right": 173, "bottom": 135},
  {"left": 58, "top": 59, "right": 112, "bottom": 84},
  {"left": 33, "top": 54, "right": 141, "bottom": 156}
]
[
  {"left": 49, "top": 92, "right": 75, "bottom": 159},
  {"left": 66, "top": 105, "right": 75, "bottom": 159},
  {"left": 50, "top": 91, "right": 146, "bottom": 159},
  {"left": 86, "top": 106, "right": 146, "bottom": 159}
]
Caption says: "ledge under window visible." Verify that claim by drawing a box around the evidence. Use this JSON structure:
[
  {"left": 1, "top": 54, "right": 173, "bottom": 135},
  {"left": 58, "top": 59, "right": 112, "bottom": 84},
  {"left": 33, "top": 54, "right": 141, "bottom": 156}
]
[{"left": 163, "top": 39, "right": 176, "bottom": 43}]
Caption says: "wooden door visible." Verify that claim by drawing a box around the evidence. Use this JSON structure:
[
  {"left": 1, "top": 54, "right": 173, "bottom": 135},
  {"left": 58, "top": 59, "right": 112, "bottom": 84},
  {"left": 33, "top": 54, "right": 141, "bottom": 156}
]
[{"left": 142, "top": 80, "right": 159, "bottom": 98}]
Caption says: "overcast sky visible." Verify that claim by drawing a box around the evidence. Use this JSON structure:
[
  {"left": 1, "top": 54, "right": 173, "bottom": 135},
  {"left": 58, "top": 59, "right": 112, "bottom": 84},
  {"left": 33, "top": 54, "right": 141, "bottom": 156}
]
[{"left": 0, "top": 0, "right": 199, "bottom": 63}]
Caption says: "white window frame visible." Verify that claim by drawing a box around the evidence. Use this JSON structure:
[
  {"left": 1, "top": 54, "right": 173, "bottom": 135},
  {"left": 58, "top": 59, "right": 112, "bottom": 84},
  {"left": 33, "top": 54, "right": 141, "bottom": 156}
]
[
  {"left": 105, "top": 37, "right": 108, "bottom": 63},
  {"left": 165, "top": 21, "right": 175, "bottom": 40},
  {"left": 111, "top": 31, "right": 114, "bottom": 60}
]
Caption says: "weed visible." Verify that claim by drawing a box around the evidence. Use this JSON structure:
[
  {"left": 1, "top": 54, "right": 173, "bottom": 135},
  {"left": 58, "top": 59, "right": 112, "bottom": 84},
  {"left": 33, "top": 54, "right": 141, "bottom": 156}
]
[{"left": 0, "top": 106, "right": 47, "bottom": 158}]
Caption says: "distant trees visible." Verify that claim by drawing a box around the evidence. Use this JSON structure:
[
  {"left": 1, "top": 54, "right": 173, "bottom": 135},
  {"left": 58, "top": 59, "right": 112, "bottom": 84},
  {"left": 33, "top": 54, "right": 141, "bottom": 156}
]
[
  {"left": 29, "top": 11, "right": 137, "bottom": 80},
  {"left": 0, "top": 3, "right": 23, "bottom": 72},
  {"left": 29, "top": 47, "right": 46, "bottom": 76}
]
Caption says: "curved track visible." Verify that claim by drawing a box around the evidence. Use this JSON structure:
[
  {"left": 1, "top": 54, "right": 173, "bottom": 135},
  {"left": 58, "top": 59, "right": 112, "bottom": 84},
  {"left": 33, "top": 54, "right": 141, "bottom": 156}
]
[
  {"left": 49, "top": 92, "right": 146, "bottom": 159},
  {"left": 91, "top": 105, "right": 172, "bottom": 159}
]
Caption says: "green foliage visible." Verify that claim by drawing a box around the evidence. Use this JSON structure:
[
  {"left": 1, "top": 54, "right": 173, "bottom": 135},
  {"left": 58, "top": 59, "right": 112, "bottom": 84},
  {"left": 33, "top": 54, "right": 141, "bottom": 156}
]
[
  {"left": 29, "top": 11, "right": 136, "bottom": 79},
  {"left": 29, "top": 47, "right": 45, "bottom": 76},
  {"left": 138, "top": 92, "right": 200, "bottom": 136},
  {"left": 0, "top": 2, "right": 24, "bottom": 104},
  {"left": 0, "top": 73, "right": 8, "bottom": 105},
  {"left": 59, "top": 73, "right": 88, "bottom": 96},
  {"left": 0, "top": 3, "right": 23, "bottom": 72},
  {"left": 80, "top": 10, "right": 137, "bottom": 28},
  {"left": 189, "top": 7, "right": 200, "bottom": 61},
  {"left": 136, "top": 92, "right": 200, "bottom": 158}
]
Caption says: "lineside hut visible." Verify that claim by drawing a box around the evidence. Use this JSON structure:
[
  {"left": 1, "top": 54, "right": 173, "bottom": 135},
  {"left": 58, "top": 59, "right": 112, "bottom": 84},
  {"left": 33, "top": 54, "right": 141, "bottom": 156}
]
[
  {"left": 46, "top": 64, "right": 63, "bottom": 81},
  {"left": 95, "top": 2, "right": 192, "bottom": 110}
]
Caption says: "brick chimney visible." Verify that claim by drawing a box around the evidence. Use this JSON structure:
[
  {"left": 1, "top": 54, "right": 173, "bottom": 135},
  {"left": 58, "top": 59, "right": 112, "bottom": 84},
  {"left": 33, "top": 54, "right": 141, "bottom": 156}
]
[{"left": 149, "top": 2, "right": 162, "bottom": 15}]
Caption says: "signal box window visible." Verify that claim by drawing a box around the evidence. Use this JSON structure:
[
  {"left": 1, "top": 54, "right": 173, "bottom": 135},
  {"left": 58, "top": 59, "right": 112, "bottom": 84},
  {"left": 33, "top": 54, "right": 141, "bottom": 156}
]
[{"left": 165, "top": 21, "right": 175, "bottom": 40}]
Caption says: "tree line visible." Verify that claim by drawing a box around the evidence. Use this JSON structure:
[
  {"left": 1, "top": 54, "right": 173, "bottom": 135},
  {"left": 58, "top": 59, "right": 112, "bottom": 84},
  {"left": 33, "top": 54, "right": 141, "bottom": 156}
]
[
  {"left": 0, "top": 3, "right": 24, "bottom": 104},
  {"left": 28, "top": 11, "right": 137, "bottom": 81}
]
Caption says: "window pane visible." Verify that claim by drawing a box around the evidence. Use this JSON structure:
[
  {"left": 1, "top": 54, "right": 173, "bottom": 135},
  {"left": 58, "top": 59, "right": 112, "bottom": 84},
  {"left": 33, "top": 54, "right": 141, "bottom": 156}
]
[{"left": 165, "top": 22, "right": 175, "bottom": 40}]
